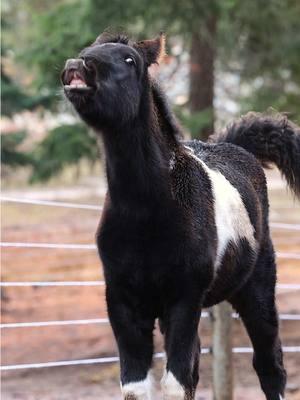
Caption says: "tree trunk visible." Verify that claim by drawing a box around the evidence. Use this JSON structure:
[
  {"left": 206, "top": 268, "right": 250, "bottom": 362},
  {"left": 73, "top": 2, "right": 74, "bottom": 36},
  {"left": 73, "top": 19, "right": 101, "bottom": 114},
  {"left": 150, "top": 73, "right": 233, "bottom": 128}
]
[
  {"left": 189, "top": 17, "right": 217, "bottom": 140},
  {"left": 212, "top": 302, "right": 233, "bottom": 400}
]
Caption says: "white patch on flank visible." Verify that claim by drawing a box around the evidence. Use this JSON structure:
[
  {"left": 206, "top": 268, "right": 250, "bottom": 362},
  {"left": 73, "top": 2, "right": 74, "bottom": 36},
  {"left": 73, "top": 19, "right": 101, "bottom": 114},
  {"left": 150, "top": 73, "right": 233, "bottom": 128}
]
[
  {"left": 184, "top": 146, "right": 256, "bottom": 269},
  {"left": 279, "top": 396, "right": 285, "bottom": 400},
  {"left": 161, "top": 370, "right": 185, "bottom": 399},
  {"left": 121, "top": 372, "right": 154, "bottom": 399}
]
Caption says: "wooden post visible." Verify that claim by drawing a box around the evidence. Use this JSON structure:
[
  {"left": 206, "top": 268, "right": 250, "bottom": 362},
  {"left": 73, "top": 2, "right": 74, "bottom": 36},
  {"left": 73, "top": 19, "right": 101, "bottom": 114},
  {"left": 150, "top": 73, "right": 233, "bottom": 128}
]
[
  {"left": 189, "top": 16, "right": 217, "bottom": 140},
  {"left": 212, "top": 301, "right": 233, "bottom": 400}
]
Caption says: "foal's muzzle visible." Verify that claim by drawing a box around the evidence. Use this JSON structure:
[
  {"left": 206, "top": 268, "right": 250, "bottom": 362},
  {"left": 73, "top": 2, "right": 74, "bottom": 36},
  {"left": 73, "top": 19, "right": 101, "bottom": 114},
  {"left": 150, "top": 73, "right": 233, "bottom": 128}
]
[{"left": 61, "top": 58, "right": 94, "bottom": 92}]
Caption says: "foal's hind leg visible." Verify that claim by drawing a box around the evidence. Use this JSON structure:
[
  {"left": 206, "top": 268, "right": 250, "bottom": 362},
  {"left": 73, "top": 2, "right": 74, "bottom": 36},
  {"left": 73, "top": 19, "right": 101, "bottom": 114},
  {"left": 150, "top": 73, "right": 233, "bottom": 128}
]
[{"left": 229, "top": 246, "right": 286, "bottom": 400}]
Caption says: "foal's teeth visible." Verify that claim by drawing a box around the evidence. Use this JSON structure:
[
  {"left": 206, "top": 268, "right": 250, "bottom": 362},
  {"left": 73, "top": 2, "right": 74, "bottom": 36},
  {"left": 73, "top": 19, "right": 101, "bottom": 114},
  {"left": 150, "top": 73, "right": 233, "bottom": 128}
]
[
  {"left": 71, "top": 83, "right": 87, "bottom": 88},
  {"left": 64, "top": 85, "right": 91, "bottom": 91},
  {"left": 69, "top": 78, "right": 87, "bottom": 87}
]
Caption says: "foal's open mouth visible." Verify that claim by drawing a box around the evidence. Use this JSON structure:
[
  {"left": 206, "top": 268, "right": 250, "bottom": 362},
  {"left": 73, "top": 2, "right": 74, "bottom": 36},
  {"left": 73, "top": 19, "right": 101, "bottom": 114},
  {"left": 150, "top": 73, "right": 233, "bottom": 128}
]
[{"left": 63, "top": 71, "right": 94, "bottom": 92}]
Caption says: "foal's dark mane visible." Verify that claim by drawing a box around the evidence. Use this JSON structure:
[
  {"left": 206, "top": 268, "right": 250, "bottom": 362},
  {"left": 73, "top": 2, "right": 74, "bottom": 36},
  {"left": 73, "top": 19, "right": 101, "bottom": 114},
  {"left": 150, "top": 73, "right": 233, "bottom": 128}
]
[
  {"left": 92, "top": 31, "right": 131, "bottom": 46},
  {"left": 151, "top": 79, "right": 183, "bottom": 145}
]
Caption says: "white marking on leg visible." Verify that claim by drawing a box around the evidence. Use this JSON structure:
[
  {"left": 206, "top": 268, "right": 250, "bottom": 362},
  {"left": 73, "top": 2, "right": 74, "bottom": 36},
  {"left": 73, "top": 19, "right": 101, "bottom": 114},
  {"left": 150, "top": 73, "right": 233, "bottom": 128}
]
[
  {"left": 184, "top": 146, "right": 256, "bottom": 269},
  {"left": 121, "top": 371, "right": 154, "bottom": 399},
  {"left": 161, "top": 370, "right": 185, "bottom": 399},
  {"left": 279, "top": 395, "right": 285, "bottom": 400}
]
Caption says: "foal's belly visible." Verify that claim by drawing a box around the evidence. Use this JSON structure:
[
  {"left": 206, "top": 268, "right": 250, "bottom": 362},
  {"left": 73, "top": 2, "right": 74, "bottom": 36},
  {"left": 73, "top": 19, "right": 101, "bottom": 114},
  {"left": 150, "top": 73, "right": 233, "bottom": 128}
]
[{"left": 202, "top": 238, "right": 257, "bottom": 307}]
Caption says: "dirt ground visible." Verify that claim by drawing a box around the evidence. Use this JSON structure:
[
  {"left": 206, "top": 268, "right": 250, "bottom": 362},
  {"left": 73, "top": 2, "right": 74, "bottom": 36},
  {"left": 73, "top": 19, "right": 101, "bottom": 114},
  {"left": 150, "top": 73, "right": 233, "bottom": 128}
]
[
  {"left": 1, "top": 170, "right": 300, "bottom": 399},
  {"left": 2, "top": 357, "right": 300, "bottom": 400}
]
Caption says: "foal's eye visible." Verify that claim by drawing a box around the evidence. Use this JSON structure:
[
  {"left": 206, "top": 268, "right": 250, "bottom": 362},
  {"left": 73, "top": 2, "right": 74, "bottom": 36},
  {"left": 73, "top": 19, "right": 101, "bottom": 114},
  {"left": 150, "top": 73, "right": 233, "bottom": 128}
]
[{"left": 124, "top": 57, "right": 134, "bottom": 65}]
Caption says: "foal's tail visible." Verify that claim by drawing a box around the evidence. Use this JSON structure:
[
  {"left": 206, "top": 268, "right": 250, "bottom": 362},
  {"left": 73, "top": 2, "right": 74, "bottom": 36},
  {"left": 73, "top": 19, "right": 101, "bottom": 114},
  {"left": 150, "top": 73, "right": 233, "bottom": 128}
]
[{"left": 211, "top": 112, "right": 300, "bottom": 197}]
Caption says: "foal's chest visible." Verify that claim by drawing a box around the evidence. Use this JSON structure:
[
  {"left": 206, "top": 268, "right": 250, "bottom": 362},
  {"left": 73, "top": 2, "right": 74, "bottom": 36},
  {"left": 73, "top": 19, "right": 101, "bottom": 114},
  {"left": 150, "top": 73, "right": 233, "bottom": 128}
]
[{"left": 97, "top": 205, "right": 203, "bottom": 281}]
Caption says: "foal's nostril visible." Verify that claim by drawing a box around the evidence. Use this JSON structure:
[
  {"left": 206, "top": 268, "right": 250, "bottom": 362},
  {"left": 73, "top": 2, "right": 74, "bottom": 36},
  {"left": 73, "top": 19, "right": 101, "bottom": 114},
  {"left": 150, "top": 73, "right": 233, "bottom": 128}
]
[{"left": 65, "top": 58, "right": 84, "bottom": 70}]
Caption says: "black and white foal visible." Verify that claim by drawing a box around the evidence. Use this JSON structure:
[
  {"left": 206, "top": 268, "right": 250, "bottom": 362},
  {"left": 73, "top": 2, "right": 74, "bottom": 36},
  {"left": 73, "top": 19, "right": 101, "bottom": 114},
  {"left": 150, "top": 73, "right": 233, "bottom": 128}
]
[{"left": 61, "top": 32, "right": 300, "bottom": 400}]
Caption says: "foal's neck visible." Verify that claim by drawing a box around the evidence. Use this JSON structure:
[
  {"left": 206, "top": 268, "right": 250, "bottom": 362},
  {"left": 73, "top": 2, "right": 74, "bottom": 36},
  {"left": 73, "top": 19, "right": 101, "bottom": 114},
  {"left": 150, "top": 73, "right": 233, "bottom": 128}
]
[{"left": 102, "top": 91, "right": 175, "bottom": 212}]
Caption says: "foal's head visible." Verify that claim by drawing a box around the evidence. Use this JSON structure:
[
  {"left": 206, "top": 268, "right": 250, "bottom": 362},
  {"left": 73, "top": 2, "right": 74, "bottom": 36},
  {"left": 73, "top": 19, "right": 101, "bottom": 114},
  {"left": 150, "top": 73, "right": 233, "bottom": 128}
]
[{"left": 61, "top": 32, "right": 165, "bottom": 128}]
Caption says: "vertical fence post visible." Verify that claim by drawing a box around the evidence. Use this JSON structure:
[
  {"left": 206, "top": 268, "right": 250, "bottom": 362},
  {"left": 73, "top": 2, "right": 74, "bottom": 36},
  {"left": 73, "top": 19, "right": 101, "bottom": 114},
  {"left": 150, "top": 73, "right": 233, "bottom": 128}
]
[{"left": 212, "top": 301, "right": 233, "bottom": 400}]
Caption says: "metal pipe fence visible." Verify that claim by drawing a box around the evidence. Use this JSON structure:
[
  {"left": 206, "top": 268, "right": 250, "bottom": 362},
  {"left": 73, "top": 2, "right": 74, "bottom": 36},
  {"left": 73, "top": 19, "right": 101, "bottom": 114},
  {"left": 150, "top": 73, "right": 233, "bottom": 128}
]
[{"left": 1, "top": 196, "right": 299, "bottom": 373}]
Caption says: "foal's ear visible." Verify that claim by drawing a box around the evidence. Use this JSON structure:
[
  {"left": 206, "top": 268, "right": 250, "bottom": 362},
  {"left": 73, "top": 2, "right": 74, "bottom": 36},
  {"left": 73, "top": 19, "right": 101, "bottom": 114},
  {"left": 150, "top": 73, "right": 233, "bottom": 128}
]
[{"left": 135, "top": 34, "right": 166, "bottom": 66}]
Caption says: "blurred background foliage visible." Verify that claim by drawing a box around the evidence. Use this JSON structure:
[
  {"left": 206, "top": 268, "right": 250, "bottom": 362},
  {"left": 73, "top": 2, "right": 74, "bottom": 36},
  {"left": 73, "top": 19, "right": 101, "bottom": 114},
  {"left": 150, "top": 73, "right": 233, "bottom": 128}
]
[
  {"left": 29, "top": 124, "right": 98, "bottom": 183},
  {"left": 1, "top": 0, "right": 300, "bottom": 183},
  {"left": 1, "top": 131, "right": 32, "bottom": 167}
]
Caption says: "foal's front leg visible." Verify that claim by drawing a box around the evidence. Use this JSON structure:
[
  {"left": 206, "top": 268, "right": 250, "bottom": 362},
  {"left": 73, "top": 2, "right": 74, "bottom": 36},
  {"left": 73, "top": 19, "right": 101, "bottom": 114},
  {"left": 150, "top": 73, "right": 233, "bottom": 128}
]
[
  {"left": 162, "top": 297, "right": 202, "bottom": 400},
  {"left": 106, "top": 286, "right": 155, "bottom": 400}
]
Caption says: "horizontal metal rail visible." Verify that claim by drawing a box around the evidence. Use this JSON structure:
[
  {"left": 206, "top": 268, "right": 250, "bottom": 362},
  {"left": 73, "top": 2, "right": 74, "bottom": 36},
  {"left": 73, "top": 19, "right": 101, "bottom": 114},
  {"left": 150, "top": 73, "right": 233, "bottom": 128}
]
[
  {"left": 1, "top": 312, "right": 299, "bottom": 329},
  {"left": 1, "top": 281, "right": 299, "bottom": 290},
  {"left": 2, "top": 196, "right": 300, "bottom": 229},
  {"left": 0, "top": 281, "right": 105, "bottom": 287},
  {"left": 1, "top": 242, "right": 97, "bottom": 250},
  {"left": 276, "top": 283, "right": 300, "bottom": 290},
  {"left": 276, "top": 252, "right": 300, "bottom": 260},
  {"left": 0, "top": 196, "right": 102, "bottom": 210},
  {"left": 0, "top": 318, "right": 110, "bottom": 329},
  {"left": 2, "top": 242, "right": 300, "bottom": 260},
  {"left": 2, "top": 347, "right": 299, "bottom": 371},
  {"left": 2, "top": 196, "right": 299, "bottom": 225},
  {"left": 270, "top": 222, "right": 300, "bottom": 231}
]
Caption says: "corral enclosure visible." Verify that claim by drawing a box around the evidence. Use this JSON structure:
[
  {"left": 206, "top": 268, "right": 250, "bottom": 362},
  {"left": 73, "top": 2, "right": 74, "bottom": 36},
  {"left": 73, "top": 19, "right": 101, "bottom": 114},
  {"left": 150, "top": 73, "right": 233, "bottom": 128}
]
[{"left": 2, "top": 169, "right": 300, "bottom": 400}]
